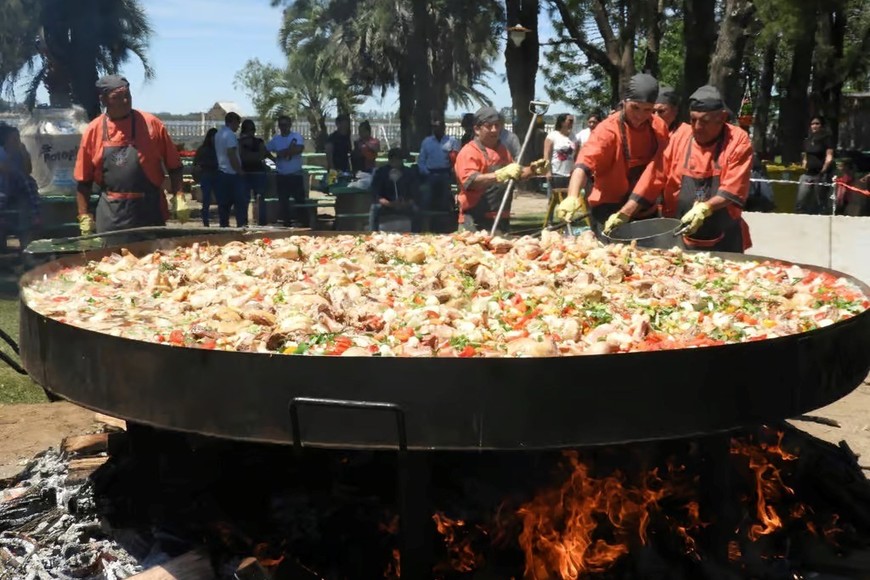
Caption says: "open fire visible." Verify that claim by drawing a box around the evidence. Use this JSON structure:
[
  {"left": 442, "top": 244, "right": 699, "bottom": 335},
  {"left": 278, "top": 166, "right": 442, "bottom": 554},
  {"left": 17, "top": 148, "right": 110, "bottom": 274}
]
[{"left": 2, "top": 423, "right": 870, "bottom": 579}]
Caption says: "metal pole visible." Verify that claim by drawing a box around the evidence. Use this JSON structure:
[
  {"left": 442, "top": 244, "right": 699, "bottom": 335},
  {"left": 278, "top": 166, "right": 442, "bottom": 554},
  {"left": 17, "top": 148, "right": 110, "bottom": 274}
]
[{"left": 490, "top": 101, "right": 550, "bottom": 236}]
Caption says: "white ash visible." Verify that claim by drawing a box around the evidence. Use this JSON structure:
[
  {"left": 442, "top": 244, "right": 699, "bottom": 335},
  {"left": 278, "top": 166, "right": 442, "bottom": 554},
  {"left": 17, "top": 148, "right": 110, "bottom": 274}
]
[{"left": 0, "top": 448, "right": 142, "bottom": 579}]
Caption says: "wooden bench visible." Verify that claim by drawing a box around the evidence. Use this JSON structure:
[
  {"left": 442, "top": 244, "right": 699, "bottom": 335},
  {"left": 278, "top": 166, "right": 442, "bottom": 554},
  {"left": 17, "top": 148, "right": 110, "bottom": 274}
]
[{"left": 295, "top": 199, "right": 335, "bottom": 230}]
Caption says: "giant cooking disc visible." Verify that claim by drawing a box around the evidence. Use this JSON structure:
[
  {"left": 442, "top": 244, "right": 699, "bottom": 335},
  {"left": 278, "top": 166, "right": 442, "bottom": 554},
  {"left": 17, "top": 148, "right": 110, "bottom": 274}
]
[{"left": 18, "top": 231, "right": 870, "bottom": 450}]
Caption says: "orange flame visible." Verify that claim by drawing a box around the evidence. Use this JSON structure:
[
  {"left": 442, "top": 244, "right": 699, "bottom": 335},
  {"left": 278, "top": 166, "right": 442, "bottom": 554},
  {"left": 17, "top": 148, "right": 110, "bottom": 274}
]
[
  {"left": 516, "top": 452, "right": 667, "bottom": 579},
  {"left": 432, "top": 512, "right": 482, "bottom": 573},
  {"left": 384, "top": 547, "right": 401, "bottom": 579},
  {"left": 730, "top": 433, "right": 796, "bottom": 541}
]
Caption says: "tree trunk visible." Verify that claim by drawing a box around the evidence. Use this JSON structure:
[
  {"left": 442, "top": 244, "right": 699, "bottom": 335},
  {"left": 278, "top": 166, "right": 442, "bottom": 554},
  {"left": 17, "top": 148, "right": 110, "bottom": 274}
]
[
  {"left": 752, "top": 41, "right": 776, "bottom": 157},
  {"left": 812, "top": 0, "right": 846, "bottom": 147},
  {"left": 410, "top": 0, "right": 434, "bottom": 148},
  {"left": 68, "top": 2, "right": 101, "bottom": 119},
  {"left": 39, "top": 15, "right": 74, "bottom": 110},
  {"left": 642, "top": 0, "right": 665, "bottom": 76},
  {"left": 708, "top": 0, "right": 755, "bottom": 113},
  {"left": 505, "top": 0, "right": 539, "bottom": 155},
  {"left": 681, "top": 0, "right": 716, "bottom": 112},
  {"left": 397, "top": 68, "right": 416, "bottom": 152},
  {"left": 778, "top": 8, "right": 817, "bottom": 164}
]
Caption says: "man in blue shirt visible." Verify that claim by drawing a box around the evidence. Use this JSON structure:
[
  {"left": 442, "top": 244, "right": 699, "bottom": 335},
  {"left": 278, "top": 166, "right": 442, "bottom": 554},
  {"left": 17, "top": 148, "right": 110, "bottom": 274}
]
[
  {"left": 266, "top": 115, "right": 306, "bottom": 226},
  {"left": 417, "top": 119, "right": 459, "bottom": 215}
]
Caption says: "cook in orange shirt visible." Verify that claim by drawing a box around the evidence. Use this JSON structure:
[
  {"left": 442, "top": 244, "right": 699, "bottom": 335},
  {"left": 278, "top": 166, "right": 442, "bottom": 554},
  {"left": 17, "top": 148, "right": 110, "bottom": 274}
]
[
  {"left": 74, "top": 75, "right": 186, "bottom": 235},
  {"left": 453, "top": 106, "right": 547, "bottom": 234},
  {"left": 556, "top": 73, "right": 669, "bottom": 231},
  {"left": 608, "top": 85, "right": 753, "bottom": 253}
]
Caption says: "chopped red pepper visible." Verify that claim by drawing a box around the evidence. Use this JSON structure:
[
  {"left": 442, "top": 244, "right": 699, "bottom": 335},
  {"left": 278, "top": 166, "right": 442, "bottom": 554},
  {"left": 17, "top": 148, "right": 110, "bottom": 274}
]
[{"left": 458, "top": 345, "right": 476, "bottom": 358}]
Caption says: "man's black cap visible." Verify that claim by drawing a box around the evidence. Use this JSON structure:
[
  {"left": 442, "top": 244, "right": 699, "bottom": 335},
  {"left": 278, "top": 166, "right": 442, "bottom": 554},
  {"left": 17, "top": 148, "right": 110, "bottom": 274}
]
[
  {"left": 96, "top": 75, "right": 130, "bottom": 95},
  {"left": 474, "top": 106, "right": 500, "bottom": 126},
  {"left": 689, "top": 85, "right": 726, "bottom": 112},
  {"left": 656, "top": 85, "right": 679, "bottom": 107},
  {"left": 624, "top": 73, "right": 659, "bottom": 103}
]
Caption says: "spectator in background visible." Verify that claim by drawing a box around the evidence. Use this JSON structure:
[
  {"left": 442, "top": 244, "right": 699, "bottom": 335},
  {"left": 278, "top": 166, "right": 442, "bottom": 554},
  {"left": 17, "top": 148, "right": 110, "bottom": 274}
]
[
  {"left": 417, "top": 119, "right": 459, "bottom": 214},
  {"left": 325, "top": 113, "right": 352, "bottom": 173},
  {"left": 352, "top": 120, "right": 381, "bottom": 174},
  {"left": 238, "top": 119, "right": 269, "bottom": 226},
  {"left": 836, "top": 159, "right": 870, "bottom": 216},
  {"left": 214, "top": 111, "right": 247, "bottom": 227},
  {"left": 460, "top": 113, "right": 475, "bottom": 146},
  {"left": 576, "top": 113, "right": 601, "bottom": 148},
  {"left": 192, "top": 128, "right": 218, "bottom": 226},
  {"left": 654, "top": 87, "right": 683, "bottom": 134},
  {"left": 796, "top": 116, "right": 835, "bottom": 214},
  {"left": 498, "top": 113, "right": 521, "bottom": 161},
  {"left": 369, "top": 148, "right": 420, "bottom": 232},
  {"left": 0, "top": 124, "right": 40, "bottom": 245},
  {"left": 266, "top": 115, "right": 306, "bottom": 226},
  {"left": 543, "top": 113, "right": 577, "bottom": 189}
]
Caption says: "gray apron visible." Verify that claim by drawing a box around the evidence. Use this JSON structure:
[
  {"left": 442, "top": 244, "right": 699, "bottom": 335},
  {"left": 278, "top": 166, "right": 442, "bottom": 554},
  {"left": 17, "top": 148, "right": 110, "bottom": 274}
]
[
  {"left": 463, "top": 139, "right": 512, "bottom": 234},
  {"left": 591, "top": 115, "right": 658, "bottom": 228},
  {"left": 677, "top": 134, "right": 743, "bottom": 252},
  {"left": 95, "top": 112, "right": 165, "bottom": 234}
]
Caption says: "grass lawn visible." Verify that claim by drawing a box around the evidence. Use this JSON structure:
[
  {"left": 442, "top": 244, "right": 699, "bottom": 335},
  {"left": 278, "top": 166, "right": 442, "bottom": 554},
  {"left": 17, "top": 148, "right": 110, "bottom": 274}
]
[{"left": 0, "top": 282, "right": 47, "bottom": 404}]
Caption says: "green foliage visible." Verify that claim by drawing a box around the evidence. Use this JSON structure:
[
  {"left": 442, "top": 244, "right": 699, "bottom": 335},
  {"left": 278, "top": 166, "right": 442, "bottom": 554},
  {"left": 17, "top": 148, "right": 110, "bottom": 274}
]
[
  {"left": 233, "top": 59, "right": 286, "bottom": 133},
  {"left": 1, "top": 0, "right": 153, "bottom": 117},
  {"left": 657, "top": 13, "right": 684, "bottom": 88}
]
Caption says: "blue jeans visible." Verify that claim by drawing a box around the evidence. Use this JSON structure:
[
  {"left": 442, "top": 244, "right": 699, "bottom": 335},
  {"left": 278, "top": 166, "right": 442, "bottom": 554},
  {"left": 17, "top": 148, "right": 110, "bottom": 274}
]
[
  {"left": 199, "top": 171, "right": 217, "bottom": 226},
  {"left": 216, "top": 172, "right": 249, "bottom": 227},
  {"left": 243, "top": 172, "right": 268, "bottom": 225}
]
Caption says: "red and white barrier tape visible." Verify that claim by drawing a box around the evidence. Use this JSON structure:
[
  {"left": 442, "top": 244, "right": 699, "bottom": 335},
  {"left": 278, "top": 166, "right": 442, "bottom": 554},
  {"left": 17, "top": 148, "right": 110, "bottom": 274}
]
[{"left": 749, "top": 177, "right": 870, "bottom": 197}]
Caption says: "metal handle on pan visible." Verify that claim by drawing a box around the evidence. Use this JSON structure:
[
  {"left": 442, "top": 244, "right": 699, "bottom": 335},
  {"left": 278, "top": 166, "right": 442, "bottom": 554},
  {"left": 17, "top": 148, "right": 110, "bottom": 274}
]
[{"left": 288, "top": 397, "right": 408, "bottom": 452}]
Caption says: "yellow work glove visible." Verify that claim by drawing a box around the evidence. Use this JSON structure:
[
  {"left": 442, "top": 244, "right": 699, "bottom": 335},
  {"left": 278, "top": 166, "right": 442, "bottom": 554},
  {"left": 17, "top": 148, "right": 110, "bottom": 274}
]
[
  {"left": 556, "top": 196, "right": 581, "bottom": 222},
  {"left": 603, "top": 212, "right": 629, "bottom": 236},
  {"left": 530, "top": 158, "right": 550, "bottom": 176},
  {"left": 77, "top": 214, "right": 95, "bottom": 236},
  {"left": 173, "top": 194, "right": 190, "bottom": 224},
  {"left": 327, "top": 169, "right": 338, "bottom": 186},
  {"left": 494, "top": 163, "right": 522, "bottom": 183},
  {"left": 680, "top": 201, "right": 713, "bottom": 235}
]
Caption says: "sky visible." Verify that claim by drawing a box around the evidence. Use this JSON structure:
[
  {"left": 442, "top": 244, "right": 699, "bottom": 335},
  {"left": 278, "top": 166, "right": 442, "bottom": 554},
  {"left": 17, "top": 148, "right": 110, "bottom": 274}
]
[{"left": 68, "top": 0, "right": 561, "bottom": 117}]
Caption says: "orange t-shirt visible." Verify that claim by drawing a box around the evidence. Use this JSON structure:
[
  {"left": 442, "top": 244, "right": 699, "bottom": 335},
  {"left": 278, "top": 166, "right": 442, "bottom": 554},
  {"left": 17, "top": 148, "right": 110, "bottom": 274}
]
[
  {"left": 574, "top": 112, "right": 669, "bottom": 206},
  {"left": 453, "top": 139, "right": 513, "bottom": 215},
  {"left": 634, "top": 123, "right": 753, "bottom": 220},
  {"left": 74, "top": 110, "right": 182, "bottom": 189}
]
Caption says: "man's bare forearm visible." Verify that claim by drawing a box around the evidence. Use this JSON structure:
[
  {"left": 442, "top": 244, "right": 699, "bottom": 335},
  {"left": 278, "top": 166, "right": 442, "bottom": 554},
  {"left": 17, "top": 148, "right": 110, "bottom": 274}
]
[
  {"left": 76, "top": 183, "right": 92, "bottom": 215},
  {"left": 566, "top": 166, "right": 588, "bottom": 199}
]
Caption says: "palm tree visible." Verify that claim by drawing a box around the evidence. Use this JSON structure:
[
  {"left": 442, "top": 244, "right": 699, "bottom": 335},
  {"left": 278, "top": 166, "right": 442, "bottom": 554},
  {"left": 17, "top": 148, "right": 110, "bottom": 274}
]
[
  {"left": 276, "top": 0, "right": 501, "bottom": 148},
  {"left": 2, "top": 0, "right": 153, "bottom": 119}
]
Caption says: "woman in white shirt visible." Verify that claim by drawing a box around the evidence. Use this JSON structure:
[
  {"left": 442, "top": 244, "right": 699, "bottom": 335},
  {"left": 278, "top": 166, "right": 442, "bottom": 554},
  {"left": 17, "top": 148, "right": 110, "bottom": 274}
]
[{"left": 543, "top": 113, "right": 577, "bottom": 188}]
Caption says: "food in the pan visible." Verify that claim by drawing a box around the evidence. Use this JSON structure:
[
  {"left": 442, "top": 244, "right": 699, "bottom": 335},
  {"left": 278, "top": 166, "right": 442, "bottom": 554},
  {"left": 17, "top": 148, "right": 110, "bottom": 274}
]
[{"left": 22, "top": 231, "right": 868, "bottom": 357}]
